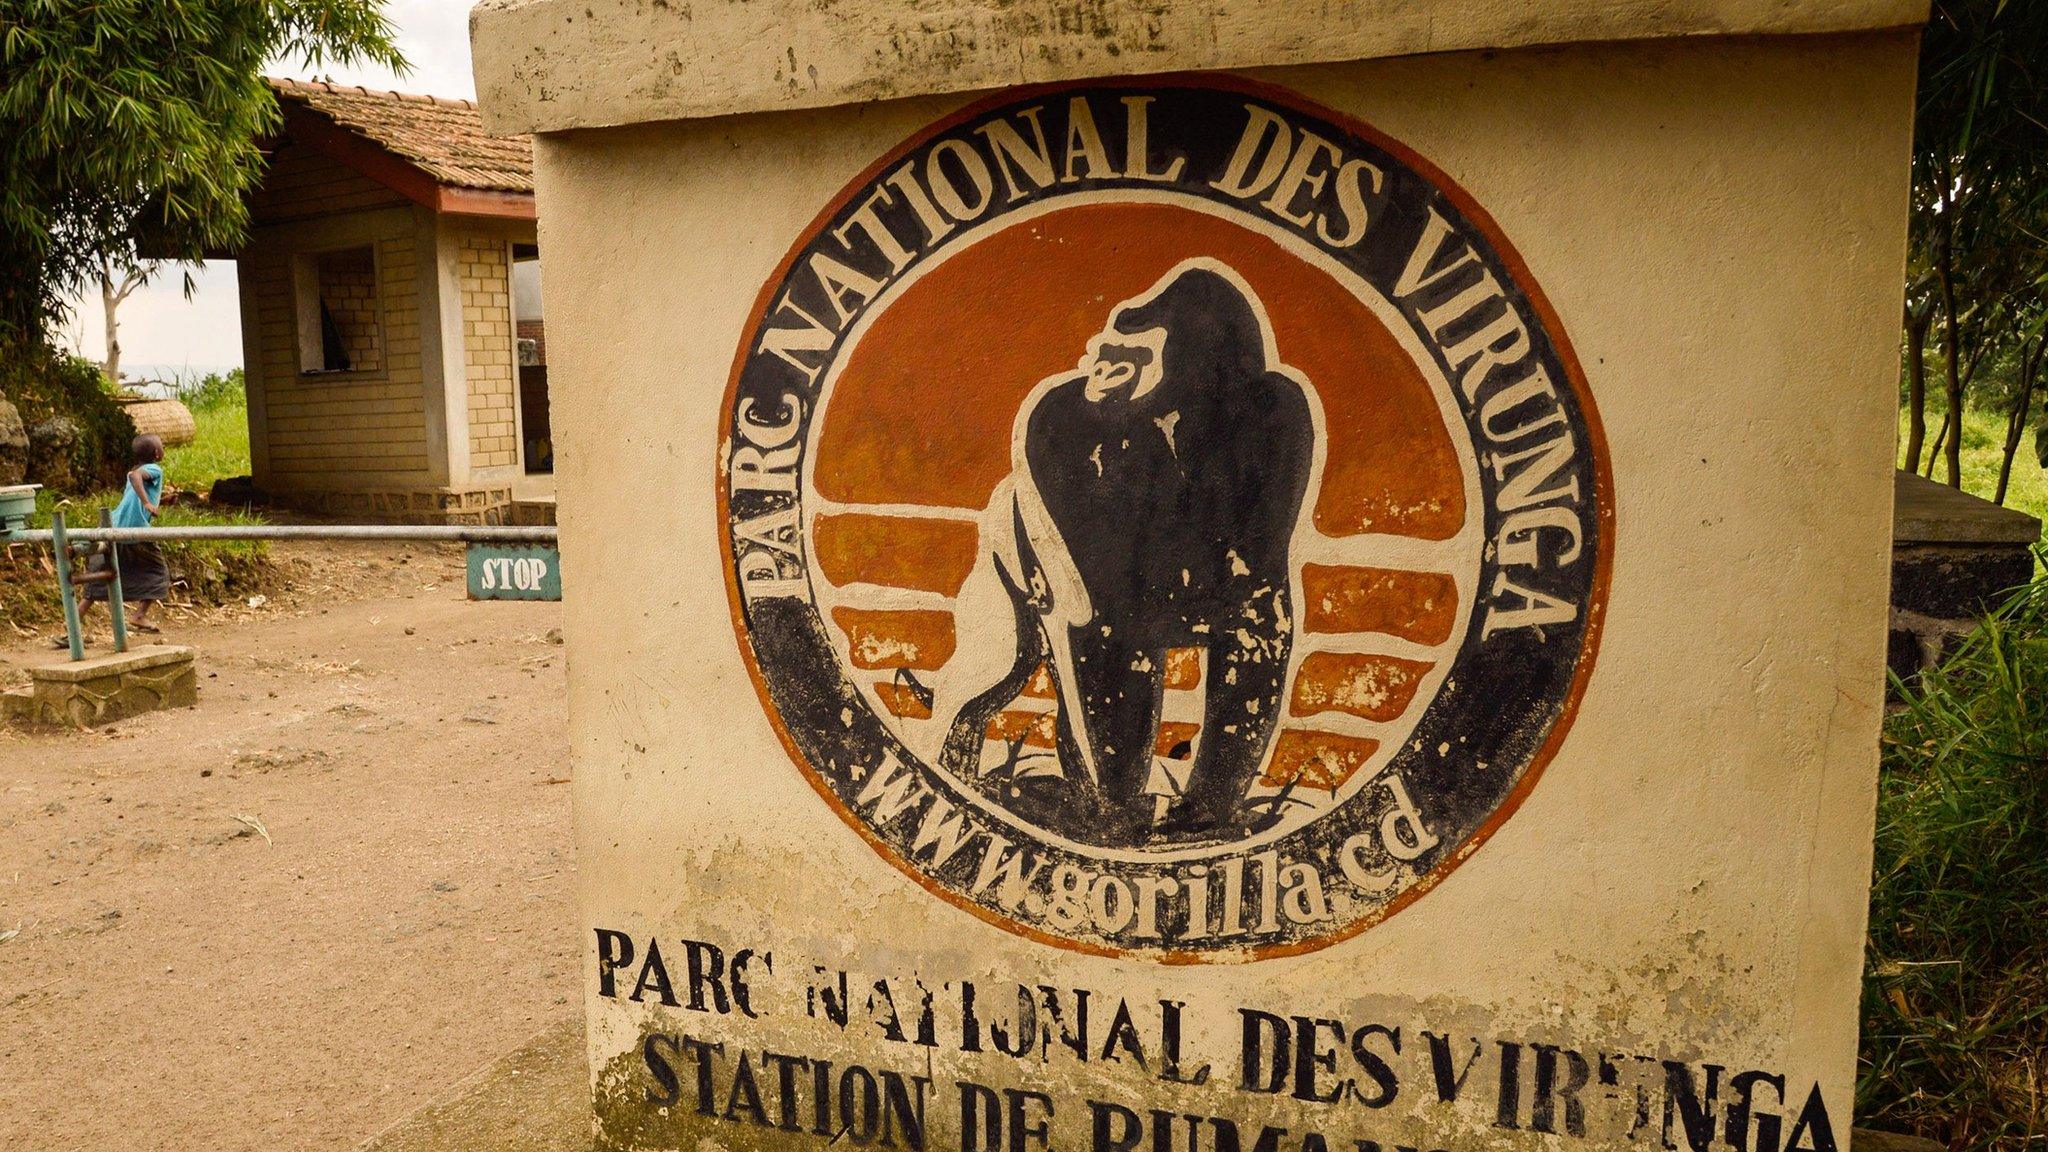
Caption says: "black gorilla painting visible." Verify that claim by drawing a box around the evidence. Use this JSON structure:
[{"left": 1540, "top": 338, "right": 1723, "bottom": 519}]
[{"left": 929, "top": 259, "right": 1317, "bottom": 848}]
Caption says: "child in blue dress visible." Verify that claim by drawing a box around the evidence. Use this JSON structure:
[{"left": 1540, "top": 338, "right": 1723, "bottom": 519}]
[{"left": 71, "top": 434, "right": 170, "bottom": 638}]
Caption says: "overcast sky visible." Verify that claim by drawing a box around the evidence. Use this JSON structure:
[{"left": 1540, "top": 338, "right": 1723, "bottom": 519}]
[{"left": 57, "top": 1, "right": 479, "bottom": 379}]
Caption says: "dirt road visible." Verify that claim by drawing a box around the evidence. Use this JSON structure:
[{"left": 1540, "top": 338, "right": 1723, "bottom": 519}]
[{"left": 0, "top": 540, "right": 578, "bottom": 1152}]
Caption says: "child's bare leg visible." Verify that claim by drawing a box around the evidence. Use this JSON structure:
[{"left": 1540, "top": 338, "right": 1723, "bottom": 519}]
[{"left": 53, "top": 600, "right": 96, "bottom": 647}]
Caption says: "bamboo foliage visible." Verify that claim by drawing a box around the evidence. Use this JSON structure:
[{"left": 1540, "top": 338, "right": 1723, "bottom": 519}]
[
  {"left": 0, "top": 0, "right": 407, "bottom": 355},
  {"left": 1902, "top": 0, "right": 2048, "bottom": 499}
]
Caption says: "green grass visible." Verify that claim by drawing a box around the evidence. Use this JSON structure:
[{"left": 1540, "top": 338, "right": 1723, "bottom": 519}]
[
  {"left": 1900, "top": 403, "right": 2048, "bottom": 531},
  {"left": 162, "top": 369, "right": 251, "bottom": 494},
  {"left": 163, "top": 398, "right": 251, "bottom": 494},
  {"left": 1860, "top": 556, "right": 2048, "bottom": 1152},
  {"left": 1, "top": 374, "right": 271, "bottom": 627},
  {"left": 30, "top": 488, "right": 268, "bottom": 559},
  {"left": 2, "top": 492, "right": 275, "bottom": 627}
]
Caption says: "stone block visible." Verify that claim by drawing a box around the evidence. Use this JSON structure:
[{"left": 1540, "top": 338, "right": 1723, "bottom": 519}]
[
  {"left": 1891, "top": 544, "right": 2036, "bottom": 621},
  {"left": 509, "top": 498, "right": 558, "bottom": 527},
  {"left": 1894, "top": 468, "right": 2043, "bottom": 545},
  {"left": 0, "top": 398, "right": 28, "bottom": 487},
  {"left": 1887, "top": 473, "right": 2043, "bottom": 691},
  {"left": 481, "top": 10, "right": 1923, "bottom": 1148},
  {"left": 268, "top": 485, "right": 518, "bottom": 525},
  {"left": 9, "top": 645, "right": 198, "bottom": 729}
]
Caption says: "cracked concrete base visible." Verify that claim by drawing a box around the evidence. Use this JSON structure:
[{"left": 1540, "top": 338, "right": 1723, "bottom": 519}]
[
  {"left": 345, "top": 1014, "right": 1940, "bottom": 1152},
  {"left": 358, "top": 1017, "right": 587, "bottom": 1152},
  {"left": 4, "top": 644, "right": 197, "bottom": 728}
]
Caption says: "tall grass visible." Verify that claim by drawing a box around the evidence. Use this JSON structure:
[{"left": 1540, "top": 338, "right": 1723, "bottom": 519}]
[
  {"left": 1, "top": 489, "right": 274, "bottom": 627},
  {"left": 164, "top": 368, "right": 250, "bottom": 494},
  {"left": 173, "top": 367, "right": 245, "bottom": 413},
  {"left": 1860, "top": 552, "right": 2048, "bottom": 1152},
  {"left": 0, "top": 370, "right": 270, "bottom": 626}
]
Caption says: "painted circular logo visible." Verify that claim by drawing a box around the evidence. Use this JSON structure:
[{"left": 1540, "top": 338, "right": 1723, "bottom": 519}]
[{"left": 720, "top": 77, "right": 1611, "bottom": 959}]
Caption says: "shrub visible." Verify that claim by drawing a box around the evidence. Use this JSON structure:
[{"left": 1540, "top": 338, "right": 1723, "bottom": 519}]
[
  {"left": 175, "top": 368, "right": 246, "bottom": 413},
  {"left": 0, "top": 489, "right": 275, "bottom": 628},
  {"left": 0, "top": 345, "right": 134, "bottom": 492},
  {"left": 1859, "top": 552, "right": 2048, "bottom": 1152}
]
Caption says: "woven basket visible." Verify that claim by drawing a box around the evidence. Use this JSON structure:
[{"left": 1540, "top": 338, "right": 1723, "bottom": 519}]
[{"left": 117, "top": 396, "right": 198, "bottom": 447}]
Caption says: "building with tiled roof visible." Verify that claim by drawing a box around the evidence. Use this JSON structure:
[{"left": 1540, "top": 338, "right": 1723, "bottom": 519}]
[
  {"left": 220, "top": 79, "right": 550, "bottom": 524},
  {"left": 268, "top": 78, "right": 534, "bottom": 200}
]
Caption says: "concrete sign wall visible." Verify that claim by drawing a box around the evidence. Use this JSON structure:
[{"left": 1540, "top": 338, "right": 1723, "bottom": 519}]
[
  {"left": 473, "top": 6, "right": 1919, "bottom": 1151},
  {"left": 719, "top": 79, "right": 1610, "bottom": 959}
]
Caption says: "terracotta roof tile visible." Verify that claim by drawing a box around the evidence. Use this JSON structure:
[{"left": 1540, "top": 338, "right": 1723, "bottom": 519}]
[{"left": 268, "top": 77, "right": 533, "bottom": 194}]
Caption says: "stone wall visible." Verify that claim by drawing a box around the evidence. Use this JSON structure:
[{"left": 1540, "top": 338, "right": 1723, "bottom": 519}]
[
  {"left": 4, "top": 646, "right": 198, "bottom": 729},
  {"left": 289, "top": 483, "right": 518, "bottom": 525},
  {"left": 1889, "top": 470, "right": 2042, "bottom": 685}
]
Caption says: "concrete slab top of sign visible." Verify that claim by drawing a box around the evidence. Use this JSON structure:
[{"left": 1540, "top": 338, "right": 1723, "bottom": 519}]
[
  {"left": 469, "top": 0, "right": 1930, "bottom": 134},
  {"left": 1894, "top": 469, "right": 2045, "bottom": 545},
  {"left": 30, "top": 644, "right": 196, "bottom": 683}
]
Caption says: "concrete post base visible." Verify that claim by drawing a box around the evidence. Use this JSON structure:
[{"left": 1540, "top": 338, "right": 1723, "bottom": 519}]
[
  {"left": 3, "top": 644, "right": 198, "bottom": 729},
  {"left": 355, "top": 1018, "right": 584, "bottom": 1152},
  {"left": 1889, "top": 470, "right": 2044, "bottom": 686}
]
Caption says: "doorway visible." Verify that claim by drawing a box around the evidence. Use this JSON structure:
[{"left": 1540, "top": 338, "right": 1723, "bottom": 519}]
[{"left": 512, "top": 245, "right": 551, "bottom": 474}]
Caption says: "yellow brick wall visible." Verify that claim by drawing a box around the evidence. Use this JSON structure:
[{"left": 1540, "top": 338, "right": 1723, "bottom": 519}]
[
  {"left": 316, "top": 247, "right": 381, "bottom": 372},
  {"left": 250, "top": 229, "right": 429, "bottom": 485},
  {"left": 458, "top": 234, "right": 519, "bottom": 470},
  {"left": 249, "top": 145, "right": 407, "bottom": 224}
]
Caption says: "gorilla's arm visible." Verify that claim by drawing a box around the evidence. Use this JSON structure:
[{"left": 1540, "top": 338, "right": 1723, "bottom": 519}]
[{"left": 1230, "top": 372, "right": 1317, "bottom": 577}]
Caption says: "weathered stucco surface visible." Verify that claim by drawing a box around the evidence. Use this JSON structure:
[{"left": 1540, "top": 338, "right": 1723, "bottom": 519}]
[
  {"left": 472, "top": 0, "right": 1926, "bottom": 134},
  {"left": 495, "top": 17, "right": 1916, "bottom": 1152}
]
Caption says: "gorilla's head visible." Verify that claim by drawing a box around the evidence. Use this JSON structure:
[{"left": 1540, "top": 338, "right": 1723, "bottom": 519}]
[{"left": 1081, "top": 263, "right": 1270, "bottom": 404}]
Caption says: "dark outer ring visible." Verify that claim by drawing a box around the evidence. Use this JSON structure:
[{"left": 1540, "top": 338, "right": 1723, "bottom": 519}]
[{"left": 715, "top": 73, "right": 1615, "bottom": 962}]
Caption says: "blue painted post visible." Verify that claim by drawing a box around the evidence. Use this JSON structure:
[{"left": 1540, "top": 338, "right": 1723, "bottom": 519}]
[
  {"left": 101, "top": 509, "right": 127, "bottom": 653},
  {"left": 51, "top": 512, "right": 83, "bottom": 661}
]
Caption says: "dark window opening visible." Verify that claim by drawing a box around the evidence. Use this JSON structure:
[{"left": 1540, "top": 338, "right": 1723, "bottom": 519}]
[{"left": 295, "top": 245, "right": 381, "bottom": 374}]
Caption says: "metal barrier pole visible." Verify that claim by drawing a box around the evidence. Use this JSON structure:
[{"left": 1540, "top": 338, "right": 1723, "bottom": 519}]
[
  {"left": 8, "top": 522, "right": 562, "bottom": 663},
  {"left": 101, "top": 509, "right": 127, "bottom": 654},
  {"left": 51, "top": 512, "right": 84, "bottom": 661},
  {"left": 6, "top": 525, "right": 559, "bottom": 544}
]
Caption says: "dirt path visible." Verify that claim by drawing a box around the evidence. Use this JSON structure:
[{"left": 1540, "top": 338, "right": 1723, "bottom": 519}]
[{"left": 0, "top": 540, "right": 578, "bottom": 1152}]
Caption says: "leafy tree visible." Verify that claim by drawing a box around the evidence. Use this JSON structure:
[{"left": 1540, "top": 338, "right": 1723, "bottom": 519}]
[
  {"left": 0, "top": 0, "right": 407, "bottom": 353},
  {"left": 1902, "top": 0, "right": 2048, "bottom": 494}
]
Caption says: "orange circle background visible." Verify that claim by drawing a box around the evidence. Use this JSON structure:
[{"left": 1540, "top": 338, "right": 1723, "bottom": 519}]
[
  {"left": 717, "top": 74, "right": 1614, "bottom": 963},
  {"left": 813, "top": 201, "right": 1466, "bottom": 542}
]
